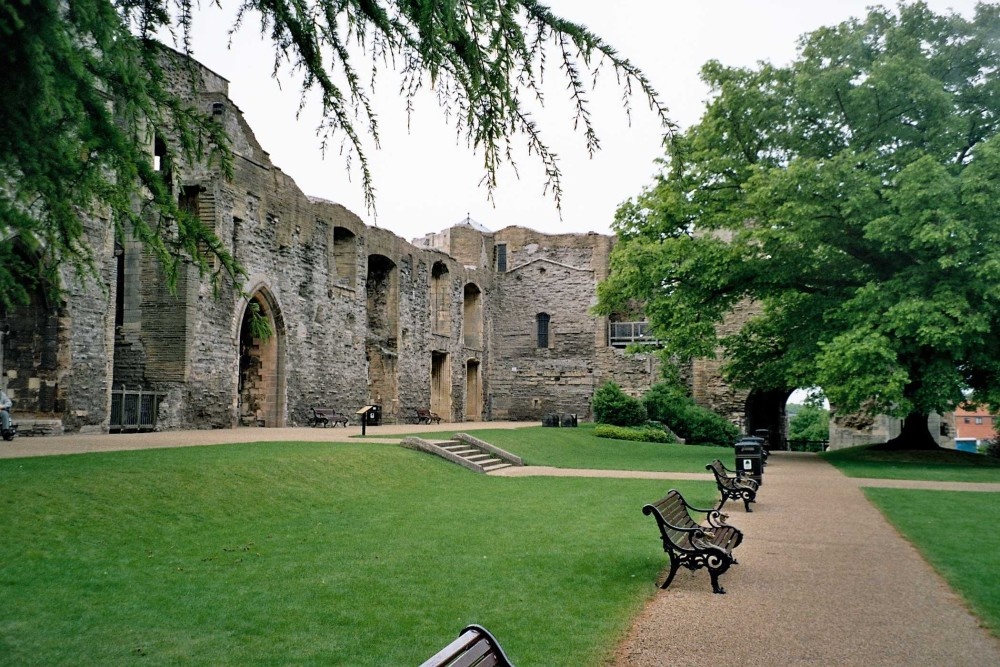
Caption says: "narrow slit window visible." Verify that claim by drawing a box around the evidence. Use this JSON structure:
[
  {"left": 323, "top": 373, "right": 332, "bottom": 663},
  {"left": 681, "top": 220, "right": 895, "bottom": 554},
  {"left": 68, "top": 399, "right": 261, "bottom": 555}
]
[
  {"left": 495, "top": 243, "right": 507, "bottom": 272},
  {"left": 536, "top": 312, "right": 550, "bottom": 348}
]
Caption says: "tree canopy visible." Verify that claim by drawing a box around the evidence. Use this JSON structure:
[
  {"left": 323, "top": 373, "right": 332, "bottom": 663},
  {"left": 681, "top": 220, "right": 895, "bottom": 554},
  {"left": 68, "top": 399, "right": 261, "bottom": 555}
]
[
  {"left": 0, "top": 0, "right": 669, "bottom": 304},
  {"left": 596, "top": 2, "right": 1000, "bottom": 447}
]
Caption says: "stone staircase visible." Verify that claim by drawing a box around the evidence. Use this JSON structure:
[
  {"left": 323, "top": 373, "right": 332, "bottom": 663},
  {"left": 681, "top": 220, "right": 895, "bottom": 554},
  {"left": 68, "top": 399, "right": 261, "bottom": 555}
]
[{"left": 401, "top": 432, "right": 523, "bottom": 474}]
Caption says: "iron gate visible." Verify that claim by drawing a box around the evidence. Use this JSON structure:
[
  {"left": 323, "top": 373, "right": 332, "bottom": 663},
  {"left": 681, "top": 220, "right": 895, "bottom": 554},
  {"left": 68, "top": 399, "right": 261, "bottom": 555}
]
[{"left": 110, "top": 386, "right": 162, "bottom": 432}]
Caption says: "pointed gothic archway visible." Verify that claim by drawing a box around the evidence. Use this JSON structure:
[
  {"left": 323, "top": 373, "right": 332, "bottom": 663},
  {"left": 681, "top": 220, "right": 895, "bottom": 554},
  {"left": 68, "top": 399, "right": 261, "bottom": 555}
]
[{"left": 238, "top": 288, "right": 286, "bottom": 427}]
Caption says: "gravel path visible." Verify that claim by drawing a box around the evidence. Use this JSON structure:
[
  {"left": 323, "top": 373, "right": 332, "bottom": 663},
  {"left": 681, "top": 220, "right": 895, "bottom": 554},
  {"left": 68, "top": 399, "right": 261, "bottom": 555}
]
[
  {"left": 3, "top": 429, "right": 998, "bottom": 665},
  {"left": 611, "top": 453, "right": 1000, "bottom": 667}
]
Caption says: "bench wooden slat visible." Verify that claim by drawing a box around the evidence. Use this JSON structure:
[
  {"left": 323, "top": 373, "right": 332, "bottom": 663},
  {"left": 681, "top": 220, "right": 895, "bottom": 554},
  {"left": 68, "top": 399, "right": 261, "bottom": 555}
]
[
  {"left": 309, "top": 407, "right": 348, "bottom": 427},
  {"left": 415, "top": 408, "right": 442, "bottom": 424},
  {"left": 420, "top": 625, "right": 515, "bottom": 667},
  {"left": 642, "top": 488, "right": 741, "bottom": 594},
  {"left": 448, "top": 638, "right": 495, "bottom": 667},
  {"left": 707, "top": 459, "right": 758, "bottom": 512}
]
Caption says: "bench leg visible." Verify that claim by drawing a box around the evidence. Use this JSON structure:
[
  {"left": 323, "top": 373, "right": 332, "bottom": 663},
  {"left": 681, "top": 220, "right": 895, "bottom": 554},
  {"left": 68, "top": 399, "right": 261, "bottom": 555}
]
[
  {"left": 709, "top": 569, "right": 727, "bottom": 595},
  {"left": 741, "top": 492, "right": 753, "bottom": 513},
  {"left": 707, "top": 554, "right": 733, "bottom": 594},
  {"left": 659, "top": 554, "right": 681, "bottom": 590}
]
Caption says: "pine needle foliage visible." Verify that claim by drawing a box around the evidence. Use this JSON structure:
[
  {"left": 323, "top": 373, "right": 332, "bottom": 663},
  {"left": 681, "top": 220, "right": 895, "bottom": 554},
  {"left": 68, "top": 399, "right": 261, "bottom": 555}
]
[{"left": 1, "top": 0, "right": 671, "bottom": 309}]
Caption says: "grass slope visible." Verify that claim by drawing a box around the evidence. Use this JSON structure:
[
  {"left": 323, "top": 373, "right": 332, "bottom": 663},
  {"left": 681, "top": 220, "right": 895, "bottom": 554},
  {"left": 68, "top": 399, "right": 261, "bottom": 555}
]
[
  {"left": 864, "top": 488, "right": 1000, "bottom": 638},
  {"left": 0, "top": 442, "right": 713, "bottom": 666},
  {"left": 822, "top": 445, "right": 1000, "bottom": 482},
  {"left": 362, "top": 423, "right": 729, "bottom": 473}
]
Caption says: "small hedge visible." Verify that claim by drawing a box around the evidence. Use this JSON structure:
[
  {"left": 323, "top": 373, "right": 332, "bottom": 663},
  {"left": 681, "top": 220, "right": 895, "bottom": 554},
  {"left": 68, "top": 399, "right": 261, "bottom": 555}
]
[
  {"left": 642, "top": 381, "right": 739, "bottom": 447},
  {"left": 593, "top": 382, "right": 647, "bottom": 427},
  {"left": 595, "top": 424, "right": 674, "bottom": 444}
]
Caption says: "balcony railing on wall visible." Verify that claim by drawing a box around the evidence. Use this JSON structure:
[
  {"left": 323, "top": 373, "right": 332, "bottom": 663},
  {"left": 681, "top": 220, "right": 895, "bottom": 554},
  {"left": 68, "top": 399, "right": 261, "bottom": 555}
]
[
  {"left": 110, "top": 386, "right": 163, "bottom": 432},
  {"left": 609, "top": 321, "right": 659, "bottom": 348}
]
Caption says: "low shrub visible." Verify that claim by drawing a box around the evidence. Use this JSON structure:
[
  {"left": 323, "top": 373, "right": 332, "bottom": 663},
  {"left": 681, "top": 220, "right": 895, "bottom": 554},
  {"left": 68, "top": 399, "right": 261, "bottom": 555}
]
[
  {"left": 592, "top": 382, "right": 647, "bottom": 427},
  {"left": 595, "top": 424, "right": 674, "bottom": 444},
  {"left": 984, "top": 438, "right": 1000, "bottom": 459},
  {"left": 642, "top": 381, "right": 739, "bottom": 446}
]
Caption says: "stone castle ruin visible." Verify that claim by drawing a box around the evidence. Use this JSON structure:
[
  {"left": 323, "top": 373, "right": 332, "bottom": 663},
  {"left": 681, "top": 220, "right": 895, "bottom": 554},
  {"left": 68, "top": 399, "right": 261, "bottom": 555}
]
[
  {"left": 0, "top": 52, "right": 658, "bottom": 436},
  {"left": 2, "top": 50, "right": 935, "bottom": 449}
]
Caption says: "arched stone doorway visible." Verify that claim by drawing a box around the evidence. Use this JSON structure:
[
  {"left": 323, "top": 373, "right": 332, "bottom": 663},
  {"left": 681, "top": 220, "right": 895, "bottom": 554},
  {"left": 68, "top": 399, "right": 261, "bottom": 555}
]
[
  {"left": 431, "top": 351, "right": 451, "bottom": 421},
  {"left": 366, "top": 254, "right": 399, "bottom": 418},
  {"left": 0, "top": 241, "right": 62, "bottom": 416},
  {"left": 465, "top": 359, "right": 481, "bottom": 420},
  {"left": 238, "top": 289, "right": 285, "bottom": 427},
  {"left": 744, "top": 388, "right": 792, "bottom": 450}
]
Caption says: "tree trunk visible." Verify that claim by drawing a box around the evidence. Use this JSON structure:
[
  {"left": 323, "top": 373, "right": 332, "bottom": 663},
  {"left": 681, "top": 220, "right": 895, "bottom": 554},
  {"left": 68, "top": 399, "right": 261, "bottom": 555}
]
[{"left": 875, "top": 412, "right": 940, "bottom": 450}]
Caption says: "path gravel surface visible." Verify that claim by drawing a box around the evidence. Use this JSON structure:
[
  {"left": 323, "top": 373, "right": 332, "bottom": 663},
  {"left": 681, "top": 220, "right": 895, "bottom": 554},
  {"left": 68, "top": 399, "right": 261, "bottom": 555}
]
[
  {"left": 611, "top": 453, "right": 1000, "bottom": 667},
  {"left": 3, "top": 428, "right": 999, "bottom": 665}
]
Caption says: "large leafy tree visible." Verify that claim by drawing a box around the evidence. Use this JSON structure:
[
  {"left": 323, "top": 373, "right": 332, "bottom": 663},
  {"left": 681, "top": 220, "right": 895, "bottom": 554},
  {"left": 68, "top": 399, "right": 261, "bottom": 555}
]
[
  {"left": 0, "top": 0, "right": 669, "bottom": 304},
  {"left": 597, "top": 2, "right": 1000, "bottom": 449}
]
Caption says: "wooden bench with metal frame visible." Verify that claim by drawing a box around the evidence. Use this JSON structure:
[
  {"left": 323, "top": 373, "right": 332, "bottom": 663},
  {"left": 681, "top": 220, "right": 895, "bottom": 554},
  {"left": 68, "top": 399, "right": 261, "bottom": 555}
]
[
  {"left": 419, "top": 624, "right": 515, "bottom": 667},
  {"left": 707, "top": 459, "right": 759, "bottom": 512},
  {"left": 642, "top": 488, "right": 743, "bottom": 595},
  {"left": 308, "top": 407, "right": 349, "bottom": 427},
  {"left": 415, "top": 408, "right": 442, "bottom": 425}
]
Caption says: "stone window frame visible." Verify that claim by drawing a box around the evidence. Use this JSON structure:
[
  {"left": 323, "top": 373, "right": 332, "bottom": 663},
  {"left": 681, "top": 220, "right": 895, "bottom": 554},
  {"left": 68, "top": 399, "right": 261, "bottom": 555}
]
[
  {"left": 494, "top": 243, "right": 507, "bottom": 272},
  {"left": 536, "top": 312, "right": 551, "bottom": 349}
]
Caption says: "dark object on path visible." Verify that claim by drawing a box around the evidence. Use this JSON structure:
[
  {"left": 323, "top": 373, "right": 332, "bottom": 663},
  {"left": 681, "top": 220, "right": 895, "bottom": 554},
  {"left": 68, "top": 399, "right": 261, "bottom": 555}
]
[
  {"left": 541, "top": 413, "right": 560, "bottom": 427},
  {"left": 560, "top": 413, "right": 578, "bottom": 427},
  {"left": 642, "top": 488, "right": 741, "bottom": 594},
  {"left": 415, "top": 408, "right": 442, "bottom": 424},
  {"left": 734, "top": 439, "right": 765, "bottom": 485},
  {"left": 707, "top": 459, "right": 759, "bottom": 512},
  {"left": 420, "top": 623, "right": 515, "bottom": 667},
  {"left": 308, "top": 408, "right": 349, "bottom": 427}
]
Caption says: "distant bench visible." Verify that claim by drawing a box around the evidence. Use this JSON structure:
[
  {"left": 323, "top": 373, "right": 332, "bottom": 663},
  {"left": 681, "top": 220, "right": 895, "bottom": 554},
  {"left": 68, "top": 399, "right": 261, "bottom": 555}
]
[
  {"left": 707, "top": 459, "right": 759, "bottom": 512},
  {"left": 308, "top": 408, "right": 349, "bottom": 428},
  {"left": 415, "top": 408, "right": 441, "bottom": 425},
  {"left": 642, "top": 488, "right": 743, "bottom": 594},
  {"left": 420, "top": 624, "right": 515, "bottom": 667}
]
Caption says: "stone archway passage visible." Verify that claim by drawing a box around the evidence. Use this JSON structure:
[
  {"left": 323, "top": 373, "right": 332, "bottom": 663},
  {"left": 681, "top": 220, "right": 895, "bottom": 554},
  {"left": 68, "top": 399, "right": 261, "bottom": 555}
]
[
  {"left": 431, "top": 352, "right": 451, "bottom": 421},
  {"left": 466, "top": 360, "right": 481, "bottom": 420},
  {"left": 238, "top": 293, "right": 283, "bottom": 427},
  {"left": 744, "top": 388, "right": 791, "bottom": 450}
]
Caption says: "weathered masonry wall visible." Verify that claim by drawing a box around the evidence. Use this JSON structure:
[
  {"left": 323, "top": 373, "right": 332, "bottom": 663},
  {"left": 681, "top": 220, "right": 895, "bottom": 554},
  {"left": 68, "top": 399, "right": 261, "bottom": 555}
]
[
  {"left": 488, "top": 228, "right": 657, "bottom": 420},
  {"left": 10, "top": 48, "right": 666, "bottom": 435}
]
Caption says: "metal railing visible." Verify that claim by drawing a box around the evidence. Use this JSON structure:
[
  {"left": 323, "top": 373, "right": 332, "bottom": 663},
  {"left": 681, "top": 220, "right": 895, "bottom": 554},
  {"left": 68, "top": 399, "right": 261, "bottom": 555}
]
[
  {"left": 608, "top": 321, "right": 659, "bottom": 348},
  {"left": 110, "top": 386, "right": 162, "bottom": 432},
  {"left": 784, "top": 439, "right": 829, "bottom": 452}
]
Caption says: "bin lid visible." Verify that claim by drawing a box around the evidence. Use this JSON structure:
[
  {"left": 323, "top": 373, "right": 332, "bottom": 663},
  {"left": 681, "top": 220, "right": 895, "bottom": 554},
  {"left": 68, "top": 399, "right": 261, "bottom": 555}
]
[{"left": 735, "top": 443, "right": 762, "bottom": 454}]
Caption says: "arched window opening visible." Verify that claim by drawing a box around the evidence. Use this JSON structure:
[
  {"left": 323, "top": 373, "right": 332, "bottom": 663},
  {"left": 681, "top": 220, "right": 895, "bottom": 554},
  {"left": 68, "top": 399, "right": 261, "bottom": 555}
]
[
  {"left": 463, "top": 283, "right": 482, "bottom": 348},
  {"left": 332, "top": 227, "right": 356, "bottom": 287},
  {"left": 536, "top": 312, "right": 550, "bottom": 349},
  {"left": 431, "top": 262, "right": 451, "bottom": 336}
]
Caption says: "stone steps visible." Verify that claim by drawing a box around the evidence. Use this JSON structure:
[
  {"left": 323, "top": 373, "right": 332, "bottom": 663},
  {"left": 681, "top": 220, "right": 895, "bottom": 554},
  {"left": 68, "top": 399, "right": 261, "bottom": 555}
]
[{"left": 408, "top": 437, "right": 521, "bottom": 474}]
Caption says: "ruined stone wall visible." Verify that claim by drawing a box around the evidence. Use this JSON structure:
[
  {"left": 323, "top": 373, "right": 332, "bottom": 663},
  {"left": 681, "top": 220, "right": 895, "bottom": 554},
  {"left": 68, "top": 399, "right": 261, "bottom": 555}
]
[
  {"left": 54, "top": 219, "right": 118, "bottom": 433},
  {"left": 488, "top": 227, "right": 655, "bottom": 420},
  {"left": 47, "top": 50, "right": 669, "bottom": 434}
]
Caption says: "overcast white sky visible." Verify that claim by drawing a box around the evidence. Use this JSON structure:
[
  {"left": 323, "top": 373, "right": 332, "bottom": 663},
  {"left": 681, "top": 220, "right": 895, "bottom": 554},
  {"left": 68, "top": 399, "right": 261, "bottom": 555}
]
[{"left": 181, "top": 1, "right": 981, "bottom": 242}]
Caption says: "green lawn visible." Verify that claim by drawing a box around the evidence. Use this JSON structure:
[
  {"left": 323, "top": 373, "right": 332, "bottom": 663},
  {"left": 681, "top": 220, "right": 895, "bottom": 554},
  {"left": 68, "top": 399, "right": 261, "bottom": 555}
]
[
  {"left": 0, "top": 442, "right": 710, "bottom": 666},
  {"left": 361, "top": 423, "right": 730, "bottom": 473},
  {"left": 864, "top": 488, "right": 1000, "bottom": 638},
  {"left": 822, "top": 445, "right": 1000, "bottom": 482}
]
